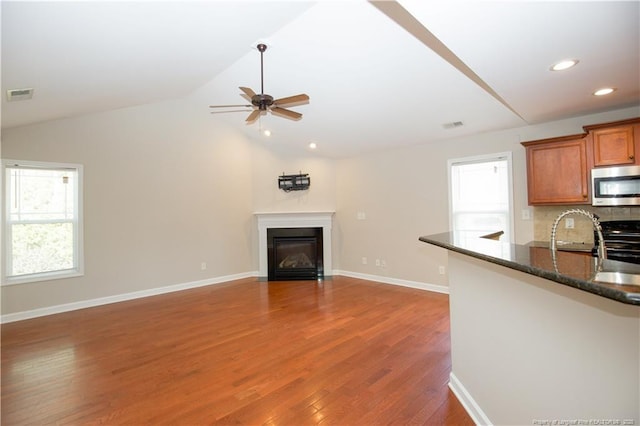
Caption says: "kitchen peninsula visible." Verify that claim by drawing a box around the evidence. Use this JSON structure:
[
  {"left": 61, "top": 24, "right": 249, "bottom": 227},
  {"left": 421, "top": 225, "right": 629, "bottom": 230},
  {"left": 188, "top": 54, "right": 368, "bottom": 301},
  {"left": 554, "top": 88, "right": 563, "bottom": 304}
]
[{"left": 419, "top": 233, "right": 640, "bottom": 426}]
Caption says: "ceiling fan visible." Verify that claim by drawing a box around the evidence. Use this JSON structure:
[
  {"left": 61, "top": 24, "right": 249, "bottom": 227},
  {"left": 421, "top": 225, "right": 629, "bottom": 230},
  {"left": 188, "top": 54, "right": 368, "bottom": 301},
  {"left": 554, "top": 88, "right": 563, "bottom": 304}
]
[{"left": 209, "top": 43, "right": 309, "bottom": 124}]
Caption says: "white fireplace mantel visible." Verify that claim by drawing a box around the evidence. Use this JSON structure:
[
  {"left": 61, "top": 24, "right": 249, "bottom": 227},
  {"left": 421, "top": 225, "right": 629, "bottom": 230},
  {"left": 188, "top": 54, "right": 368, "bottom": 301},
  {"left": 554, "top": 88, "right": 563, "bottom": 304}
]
[{"left": 255, "top": 211, "right": 334, "bottom": 278}]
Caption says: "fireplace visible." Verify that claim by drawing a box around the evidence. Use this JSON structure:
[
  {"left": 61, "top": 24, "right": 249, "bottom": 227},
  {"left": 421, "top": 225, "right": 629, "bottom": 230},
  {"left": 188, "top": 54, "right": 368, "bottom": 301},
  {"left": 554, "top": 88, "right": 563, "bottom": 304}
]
[
  {"left": 267, "top": 227, "right": 323, "bottom": 280},
  {"left": 255, "top": 212, "right": 334, "bottom": 280}
]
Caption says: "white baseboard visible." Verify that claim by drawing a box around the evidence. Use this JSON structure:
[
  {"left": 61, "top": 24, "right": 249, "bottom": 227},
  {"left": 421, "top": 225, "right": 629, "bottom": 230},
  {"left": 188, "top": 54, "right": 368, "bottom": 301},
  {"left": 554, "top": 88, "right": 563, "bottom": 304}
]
[
  {"left": 1, "top": 271, "right": 257, "bottom": 324},
  {"left": 1, "top": 270, "right": 446, "bottom": 323},
  {"left": 333, "top": 270, "right": 449, "bottom": 294},
  {"left": 448, "top": 372, "right": 492, "bottom": 426}
]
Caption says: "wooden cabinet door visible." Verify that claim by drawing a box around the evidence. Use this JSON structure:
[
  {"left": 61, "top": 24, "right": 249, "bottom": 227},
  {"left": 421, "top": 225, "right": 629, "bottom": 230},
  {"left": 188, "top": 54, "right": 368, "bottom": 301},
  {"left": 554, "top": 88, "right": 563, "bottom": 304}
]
[
  {"left": 524, "top": 136, "right": 590, "bottom": 205},
  {"left": 592, "top": 125, "right": 635, "bottom": 166}
]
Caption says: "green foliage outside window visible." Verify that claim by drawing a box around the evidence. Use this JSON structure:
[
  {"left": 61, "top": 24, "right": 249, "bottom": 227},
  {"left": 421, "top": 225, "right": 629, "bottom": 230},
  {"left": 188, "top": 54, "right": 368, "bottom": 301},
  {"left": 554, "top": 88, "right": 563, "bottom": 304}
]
[{"left": 11, "top": 223, "right": 74, "bottom": 276}]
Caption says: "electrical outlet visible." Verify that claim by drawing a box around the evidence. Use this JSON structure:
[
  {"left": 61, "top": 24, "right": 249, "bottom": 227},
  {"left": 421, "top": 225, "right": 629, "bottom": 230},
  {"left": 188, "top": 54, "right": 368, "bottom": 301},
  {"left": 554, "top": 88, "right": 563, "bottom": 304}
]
[
  {"left": 381, "top": 260, "right": 387, "bottom": 268},
  {"left": 362, "top": 257, "right": 367, "bottom": 265},
  {"left": 375, "top": 259, "right": 381, "bottom": 267},
  {"left": 521, "top": 209, "right": 531, "bottom": 220},
  {"left": 201, "top": 262, "right": 207, "bottom": 270},
  {"left": 565, "top": 218, "right": 575, "bottom": 229},
  {"left": 439, "top": 265, "right": 446, "bottom": 275}
]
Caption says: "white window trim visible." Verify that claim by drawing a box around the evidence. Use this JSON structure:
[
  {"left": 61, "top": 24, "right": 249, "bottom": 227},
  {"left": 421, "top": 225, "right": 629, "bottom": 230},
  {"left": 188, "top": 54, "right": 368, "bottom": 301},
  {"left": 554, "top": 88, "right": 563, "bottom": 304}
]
[
  {"left": 447, "top": 151, "right": 515, "bottom": 243},
  {"left": 2, "top": 159, "right": 84, "bottom": 286}
]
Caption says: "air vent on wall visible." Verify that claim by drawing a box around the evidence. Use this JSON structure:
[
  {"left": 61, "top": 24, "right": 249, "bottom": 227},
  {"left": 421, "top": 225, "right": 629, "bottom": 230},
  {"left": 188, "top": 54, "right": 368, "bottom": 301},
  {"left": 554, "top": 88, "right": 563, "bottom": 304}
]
[
  {"left": 7, "top": 88, "right": 34, "bottom": 101},
  {"left": 443, "top": 121, "right": 464, "bottom": 129}
]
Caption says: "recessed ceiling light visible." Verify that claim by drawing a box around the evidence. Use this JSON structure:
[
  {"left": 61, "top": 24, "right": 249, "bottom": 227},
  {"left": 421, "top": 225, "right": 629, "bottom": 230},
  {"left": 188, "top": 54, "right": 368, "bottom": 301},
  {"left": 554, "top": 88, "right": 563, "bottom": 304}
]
[
  {"left": 309, "top": 142, "right": 317, "bottom": 149},
  {"left": 263, "top": 129, "right": 271, "bottom": 137},
  {"left": 593, "top": 87, "right": 616, "bottom": 96},
  {"left": 550, "top": 59, "right": 579, "bottom": 71}
]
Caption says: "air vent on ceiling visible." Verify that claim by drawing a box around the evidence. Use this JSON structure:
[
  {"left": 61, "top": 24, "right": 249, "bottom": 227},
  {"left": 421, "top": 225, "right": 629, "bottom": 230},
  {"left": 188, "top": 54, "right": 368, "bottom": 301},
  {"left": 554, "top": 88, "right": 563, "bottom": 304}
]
[
  {"left": 7, "top": 88, "right": 34, "bottom": 102},
  {"left": 443, "top": 121, "right": 464, "bottom": 129}
]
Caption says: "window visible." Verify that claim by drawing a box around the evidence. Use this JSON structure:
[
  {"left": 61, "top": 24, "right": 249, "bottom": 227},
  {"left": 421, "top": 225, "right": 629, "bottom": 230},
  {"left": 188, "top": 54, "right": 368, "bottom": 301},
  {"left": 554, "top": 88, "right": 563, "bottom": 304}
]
[
  {"left": 3, "top": 160, "right": 83, "bottom": 284},
  {"left": 448, "top": 152, "right": 514, "bottom": 245}
]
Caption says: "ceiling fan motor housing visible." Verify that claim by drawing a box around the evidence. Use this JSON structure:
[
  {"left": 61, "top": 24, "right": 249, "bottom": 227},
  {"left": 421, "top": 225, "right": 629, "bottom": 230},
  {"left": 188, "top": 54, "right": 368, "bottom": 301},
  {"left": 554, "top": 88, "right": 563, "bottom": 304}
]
[{"left": 252, "top": 94, "right": 274, "bottom": 110}]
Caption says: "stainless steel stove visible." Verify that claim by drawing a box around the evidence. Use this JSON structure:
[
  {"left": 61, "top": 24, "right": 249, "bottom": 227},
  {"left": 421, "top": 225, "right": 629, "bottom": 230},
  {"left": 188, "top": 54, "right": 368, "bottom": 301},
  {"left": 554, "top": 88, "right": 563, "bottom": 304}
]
[{"left": 593, "top": 220, "right": 640, "bottom": 264}]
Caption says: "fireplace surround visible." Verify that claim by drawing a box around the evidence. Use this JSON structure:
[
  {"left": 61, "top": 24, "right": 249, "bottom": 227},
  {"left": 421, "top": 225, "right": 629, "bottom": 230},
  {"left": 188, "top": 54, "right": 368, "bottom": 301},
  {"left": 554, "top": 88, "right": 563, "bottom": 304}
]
[{"left": 256, "top": 212, "right": 334, "bottom": 280}]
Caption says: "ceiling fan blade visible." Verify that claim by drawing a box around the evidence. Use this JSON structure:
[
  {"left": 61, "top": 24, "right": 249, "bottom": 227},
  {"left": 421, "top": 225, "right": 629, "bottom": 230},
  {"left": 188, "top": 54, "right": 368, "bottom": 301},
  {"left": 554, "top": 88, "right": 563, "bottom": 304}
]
[
  {"left": 271, "top": 106, "right": 302, "bottom": 121},
  {"left": 273, "top": 94, "right": 309, "bottom": 106},
  {"left": 239, "top": 87, "right": 256, "bottom": 98},
  {"left": 210, "top": 109, "right": 252, "bottom": 115},
  {"left": 209, "top": 104, "right": 252, "bottom": 108},
  {"left": 246, "top": 109, "right": 261, "bottom": 123}
]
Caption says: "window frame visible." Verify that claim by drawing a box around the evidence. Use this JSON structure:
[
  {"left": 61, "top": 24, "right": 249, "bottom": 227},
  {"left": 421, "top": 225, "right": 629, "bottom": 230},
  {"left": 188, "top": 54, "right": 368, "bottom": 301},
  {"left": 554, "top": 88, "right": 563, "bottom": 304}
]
[
  {"left": 447, "top": 151, "right": 515, "bottom": 243},
  {"left": 2, "top": 159, "right": 84, "bottom": 285}
]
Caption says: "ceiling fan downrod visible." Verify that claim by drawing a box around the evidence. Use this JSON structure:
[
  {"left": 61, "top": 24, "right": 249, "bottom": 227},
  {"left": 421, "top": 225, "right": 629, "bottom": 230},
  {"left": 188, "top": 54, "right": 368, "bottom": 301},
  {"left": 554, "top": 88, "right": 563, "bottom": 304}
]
[
  {"left": 257, "top": 43, "right": 267, "bottom": 95},
  {"left": 252, "top": 44, "right": 273, "bottom": 111}
]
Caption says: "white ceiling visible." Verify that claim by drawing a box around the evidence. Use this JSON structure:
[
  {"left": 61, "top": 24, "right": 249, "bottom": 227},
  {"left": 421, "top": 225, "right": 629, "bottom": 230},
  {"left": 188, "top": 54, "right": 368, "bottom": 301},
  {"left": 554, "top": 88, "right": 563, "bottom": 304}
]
[{"left": 2, "top": 1, "right": 639, "bottom": 158}]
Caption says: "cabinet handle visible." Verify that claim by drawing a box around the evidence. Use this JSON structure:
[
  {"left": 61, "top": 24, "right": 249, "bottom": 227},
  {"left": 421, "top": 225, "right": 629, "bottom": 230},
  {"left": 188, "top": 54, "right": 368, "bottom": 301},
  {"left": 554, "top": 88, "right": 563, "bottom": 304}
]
[{"left": 630, "top": 155, "right": 635, "bottom": 160}]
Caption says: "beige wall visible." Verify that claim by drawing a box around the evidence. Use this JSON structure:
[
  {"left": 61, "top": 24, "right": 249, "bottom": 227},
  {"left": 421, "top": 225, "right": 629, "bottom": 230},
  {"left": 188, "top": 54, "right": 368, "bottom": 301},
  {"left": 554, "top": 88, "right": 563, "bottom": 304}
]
[
  {"left": 248, "top": 142, "right": 338, "bottom": 271},
  {"left": 449, "top": 252, "right": 639, "bottom": 424},
  {"left": 0, "top": 95, "right": 339, "bottom": 316},
  {"left": 334, "top": 106, "right": 639, "bottom": 286},
  {"left": 1, "top": 98, "right": 256, "bottom": 314},
  {"left": 334, "top": 131, "right": 528, "bottom": 286},
  {"left": 250, "top": 144, "right": 337, "bottom": 215},
  {"left": 1, "top": 94, "right": 638, "bottom": 318}
]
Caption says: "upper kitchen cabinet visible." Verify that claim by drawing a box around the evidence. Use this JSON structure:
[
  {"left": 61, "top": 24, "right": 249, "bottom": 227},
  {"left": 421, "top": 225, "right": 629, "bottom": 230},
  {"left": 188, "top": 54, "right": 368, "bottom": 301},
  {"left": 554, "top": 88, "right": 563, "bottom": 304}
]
[
  {"left": 584, "top": 118, "right": 640, "bottom": 167},
  {"left": 522, "top": 135, "right": 590, "bottom": 205},
  {"left": 522, "top": 117, "right": 640, "bottom": 206}
]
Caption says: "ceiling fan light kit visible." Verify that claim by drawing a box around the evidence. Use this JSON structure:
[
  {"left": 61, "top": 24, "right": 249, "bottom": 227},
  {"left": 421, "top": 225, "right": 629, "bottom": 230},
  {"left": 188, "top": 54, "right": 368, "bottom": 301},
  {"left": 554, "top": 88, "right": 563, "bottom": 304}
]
[{"left": 210, "top": 43, "right": 309, "bottom": 124}]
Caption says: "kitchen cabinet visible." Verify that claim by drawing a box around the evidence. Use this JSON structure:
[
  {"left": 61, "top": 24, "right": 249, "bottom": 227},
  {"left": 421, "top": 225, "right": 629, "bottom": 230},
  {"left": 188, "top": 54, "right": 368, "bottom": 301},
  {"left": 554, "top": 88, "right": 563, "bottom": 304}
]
[
  {"left": 522, "top": 117, "right": 640, "bottom": 205},
  {"left": 584, "top": 118, "right": 640, "bottom": 167},
  {"left": 522, "top": 135, "right": 590, "bottom": 205}
]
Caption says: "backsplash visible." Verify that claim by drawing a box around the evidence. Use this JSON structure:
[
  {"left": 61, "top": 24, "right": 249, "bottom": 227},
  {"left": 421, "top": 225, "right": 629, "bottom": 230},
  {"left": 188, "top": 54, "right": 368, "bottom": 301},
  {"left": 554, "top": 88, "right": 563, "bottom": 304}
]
[{"left": 533, "top": 206, "right": 640, "bottom": 244}]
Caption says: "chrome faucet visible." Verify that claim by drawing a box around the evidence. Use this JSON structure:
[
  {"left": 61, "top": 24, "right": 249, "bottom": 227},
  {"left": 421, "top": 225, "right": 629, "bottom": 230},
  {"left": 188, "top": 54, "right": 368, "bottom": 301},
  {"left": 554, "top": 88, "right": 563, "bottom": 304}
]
[{"left": 550, "top": 208, "right": 607, "bottom": 260}]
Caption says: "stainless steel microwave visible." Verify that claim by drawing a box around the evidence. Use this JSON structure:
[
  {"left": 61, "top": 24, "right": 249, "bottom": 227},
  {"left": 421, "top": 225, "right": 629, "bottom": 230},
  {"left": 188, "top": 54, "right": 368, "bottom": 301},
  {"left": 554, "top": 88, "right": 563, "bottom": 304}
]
[{"left": 592, "top": 165, "right": 640, "bottom": 206}]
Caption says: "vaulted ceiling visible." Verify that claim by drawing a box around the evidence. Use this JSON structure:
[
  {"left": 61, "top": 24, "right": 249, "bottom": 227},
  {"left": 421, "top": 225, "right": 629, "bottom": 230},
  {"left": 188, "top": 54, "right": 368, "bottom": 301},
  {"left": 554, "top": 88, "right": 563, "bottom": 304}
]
[{"left": 2, "top": 1, "right": 639, "bottom": 157}]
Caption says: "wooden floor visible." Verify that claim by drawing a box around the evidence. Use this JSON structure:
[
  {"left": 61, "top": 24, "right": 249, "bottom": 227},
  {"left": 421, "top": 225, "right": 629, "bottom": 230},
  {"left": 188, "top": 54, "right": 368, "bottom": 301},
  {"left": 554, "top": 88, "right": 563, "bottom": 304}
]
[{"left": 1, "top": 276, "right": 473, "bottom": 425}]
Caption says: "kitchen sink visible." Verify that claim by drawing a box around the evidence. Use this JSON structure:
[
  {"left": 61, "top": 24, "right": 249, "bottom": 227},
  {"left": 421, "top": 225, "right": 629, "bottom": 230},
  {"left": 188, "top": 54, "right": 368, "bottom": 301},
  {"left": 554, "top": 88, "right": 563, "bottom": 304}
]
[{"left": 594, "top": 271, "right": 640, "bottom": 286}]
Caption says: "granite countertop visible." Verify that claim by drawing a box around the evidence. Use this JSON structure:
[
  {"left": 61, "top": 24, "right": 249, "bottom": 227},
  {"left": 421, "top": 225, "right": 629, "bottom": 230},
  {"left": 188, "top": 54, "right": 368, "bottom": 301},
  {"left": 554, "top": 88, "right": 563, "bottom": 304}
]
[
  {"left": 528, "top": 240, "right": 594, "bottom": 252},
  {"left": 419, "top": 232, "right": 640, "bottom": 306}
]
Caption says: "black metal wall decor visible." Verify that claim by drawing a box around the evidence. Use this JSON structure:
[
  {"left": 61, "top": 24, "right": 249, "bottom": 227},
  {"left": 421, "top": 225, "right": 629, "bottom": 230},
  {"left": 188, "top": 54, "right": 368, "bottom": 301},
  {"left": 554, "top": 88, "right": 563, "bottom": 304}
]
[{"left": 278, "top": 172, "right": 310, "bottom": 192}]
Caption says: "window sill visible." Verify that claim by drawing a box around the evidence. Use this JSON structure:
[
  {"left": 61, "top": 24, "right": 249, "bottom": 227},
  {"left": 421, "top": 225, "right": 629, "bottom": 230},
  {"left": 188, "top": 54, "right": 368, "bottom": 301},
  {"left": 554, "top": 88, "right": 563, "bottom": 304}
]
[{"left": 2, "top": 270, "right": 84, "bottom": 286}]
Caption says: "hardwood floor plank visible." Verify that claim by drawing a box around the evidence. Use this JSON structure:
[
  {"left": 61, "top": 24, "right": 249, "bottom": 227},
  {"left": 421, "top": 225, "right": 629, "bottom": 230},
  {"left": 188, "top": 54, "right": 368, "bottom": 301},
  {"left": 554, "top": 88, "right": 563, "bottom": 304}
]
[{"left": 1, "top": 277, "right": 472, "bottom": 425}]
